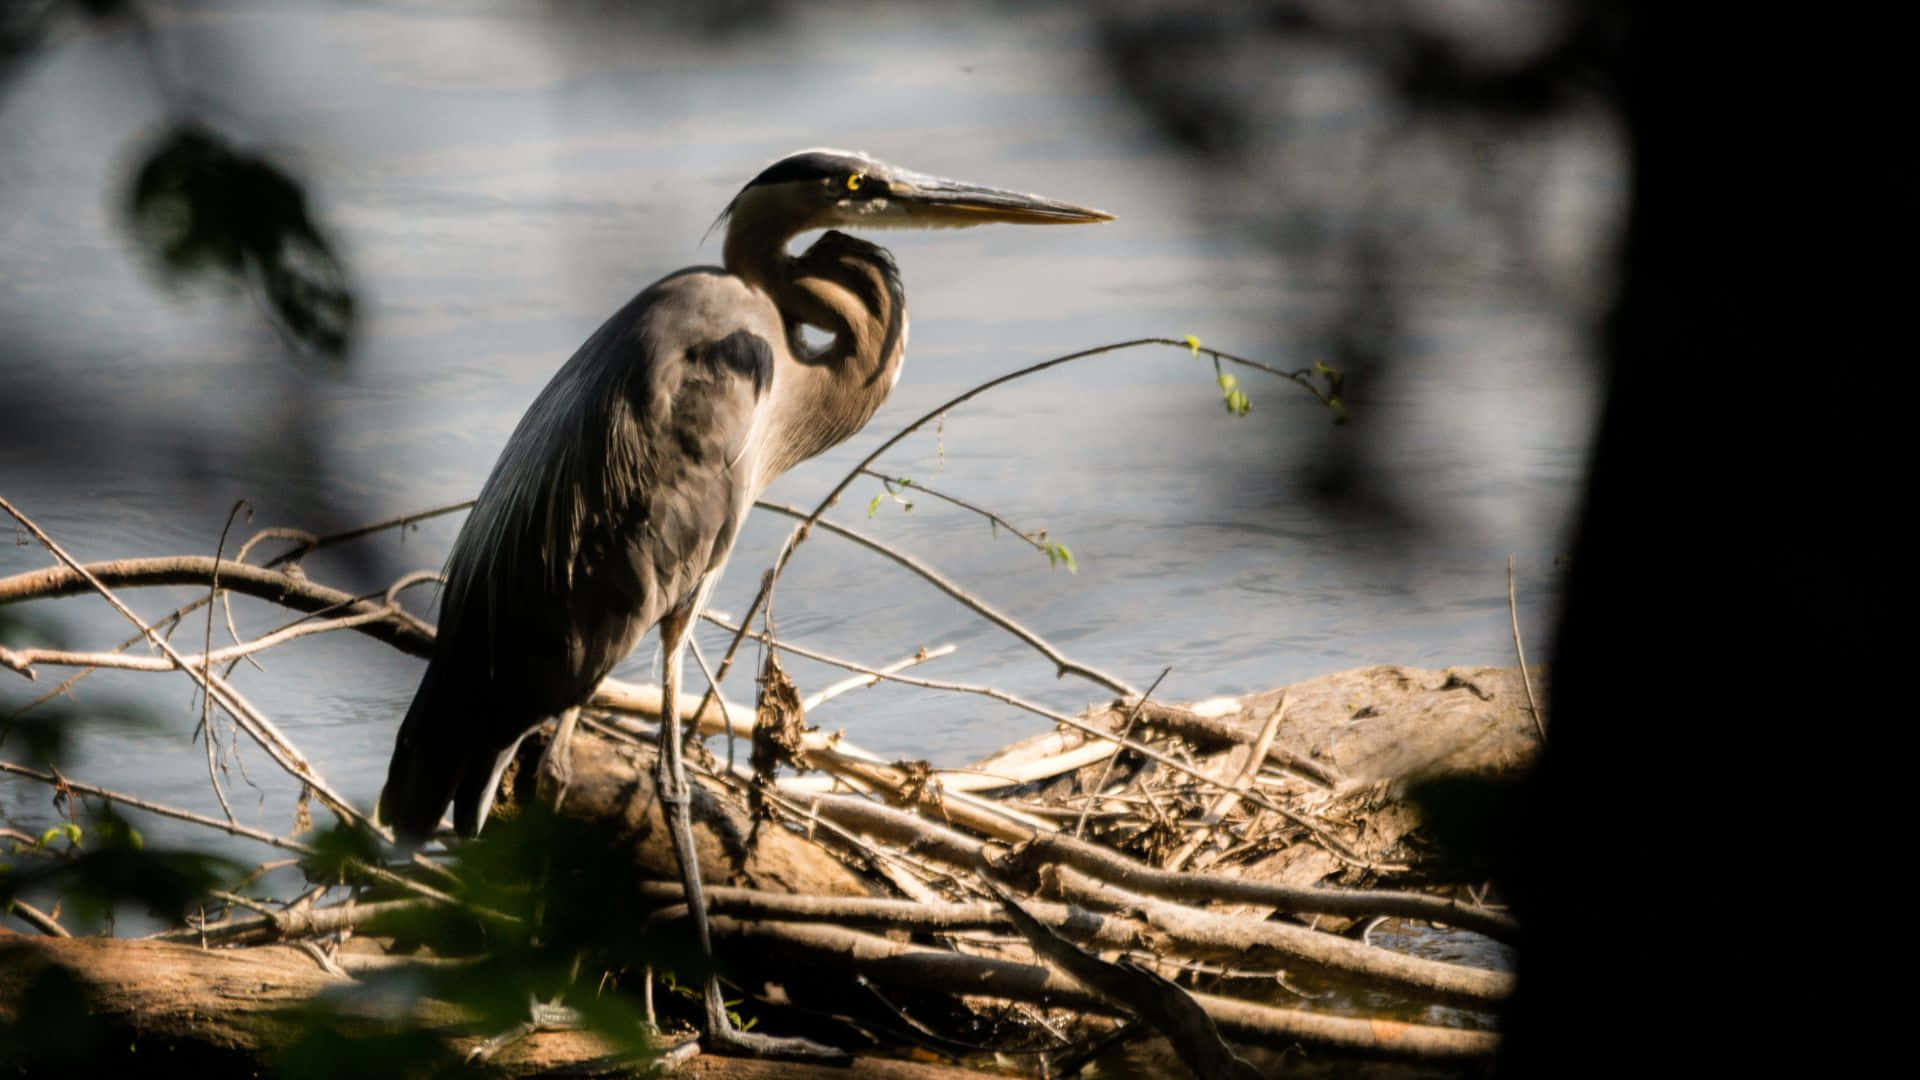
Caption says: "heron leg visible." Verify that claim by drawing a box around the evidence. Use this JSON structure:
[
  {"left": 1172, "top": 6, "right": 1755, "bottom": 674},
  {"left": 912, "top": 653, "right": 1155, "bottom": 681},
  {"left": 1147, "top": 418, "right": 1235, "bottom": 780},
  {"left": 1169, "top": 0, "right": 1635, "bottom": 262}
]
[
  {"left": 538, "top": 706, "right": 580, "bottom": 812},
  {"left": 655, "top": 607, "right": 847, "bottom": 1063},
  {"left": 464, "top": 956, "right": 590, "bottom": 1064}
]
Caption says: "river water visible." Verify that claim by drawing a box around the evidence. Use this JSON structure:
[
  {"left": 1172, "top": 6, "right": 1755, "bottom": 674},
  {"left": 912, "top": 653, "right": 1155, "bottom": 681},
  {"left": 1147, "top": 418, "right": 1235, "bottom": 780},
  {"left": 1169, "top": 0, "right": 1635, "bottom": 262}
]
[{"left": 1, "top": 3, "right": 1612, "bottom": 885}]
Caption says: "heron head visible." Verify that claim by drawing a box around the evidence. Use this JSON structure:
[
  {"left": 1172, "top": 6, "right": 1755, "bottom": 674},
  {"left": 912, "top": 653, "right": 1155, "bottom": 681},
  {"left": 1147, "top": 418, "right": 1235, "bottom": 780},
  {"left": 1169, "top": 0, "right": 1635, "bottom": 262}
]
[{"left": 717, "top": 148, "right": 1111, "bottom": 268}]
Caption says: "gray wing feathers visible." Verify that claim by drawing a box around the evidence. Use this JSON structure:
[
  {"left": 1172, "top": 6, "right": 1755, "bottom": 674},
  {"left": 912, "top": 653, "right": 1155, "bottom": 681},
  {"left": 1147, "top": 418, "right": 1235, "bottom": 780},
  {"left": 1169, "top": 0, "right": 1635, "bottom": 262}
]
[{"left": 381, "top": 272, "right": 775, "bottom": 841}]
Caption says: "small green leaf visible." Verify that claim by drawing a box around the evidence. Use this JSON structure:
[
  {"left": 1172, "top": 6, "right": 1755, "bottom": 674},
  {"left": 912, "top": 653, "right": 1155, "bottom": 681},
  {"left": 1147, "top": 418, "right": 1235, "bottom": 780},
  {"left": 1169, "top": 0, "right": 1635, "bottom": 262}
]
[
  {"left": 867, "top": 494, "right": 882, "bottom": 518},
  {"left": 39, "top": 822, "right": 83, "bottom": 850},
  {"left": 1185, "top": 334, "right": 1201, "bottom": 356},
  {"left": 1045, "top": 542, "right": 1078, "bottom": 574},
  {"left": 1224, "top": 389, "right": 1251, "bottom": 416},
  {"left": 1216, "top": 372, "right": 1238, "bottom": 392},
  {"left": 95, "top": 816, "right": 143, "bottom": 850}
]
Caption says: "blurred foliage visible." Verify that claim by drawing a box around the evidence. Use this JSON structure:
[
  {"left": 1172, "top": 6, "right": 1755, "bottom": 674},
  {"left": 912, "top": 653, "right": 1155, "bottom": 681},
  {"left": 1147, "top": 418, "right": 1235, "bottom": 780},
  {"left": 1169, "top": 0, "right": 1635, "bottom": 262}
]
[
  {"left": 1404, "top": 773, "right": 1526, "bottom": 882},
  {"left": 1, "top": 805, "right": 241, "bottom": 932},
  {"left": 0, "top": 964, "right": 114, "bottom": 1072},
  {"left": 1, "top": 811, "right": 675, "bottom": 1072},
  {"left": 272, "top": 1021, "right": 482, "bottom": 1080},
  {"left": 267, "top": 811, "right": 670, "bottom": 1071},
  {"left": 0, "top": 608, "right": 154, "bottom": 768},
  {"left": 125, "top": 124, "right": 356, "bottom": 359}
]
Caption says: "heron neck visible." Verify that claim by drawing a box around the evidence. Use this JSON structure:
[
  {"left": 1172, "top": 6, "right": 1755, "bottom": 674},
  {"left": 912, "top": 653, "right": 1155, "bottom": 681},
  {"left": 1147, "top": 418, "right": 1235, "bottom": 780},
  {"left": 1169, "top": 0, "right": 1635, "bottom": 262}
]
[
  {"left": 760, "top": 232, "right": 907, "bottom": 473},
  {"left": 721, "top": 198, "right": 799, "bottom": 290}
]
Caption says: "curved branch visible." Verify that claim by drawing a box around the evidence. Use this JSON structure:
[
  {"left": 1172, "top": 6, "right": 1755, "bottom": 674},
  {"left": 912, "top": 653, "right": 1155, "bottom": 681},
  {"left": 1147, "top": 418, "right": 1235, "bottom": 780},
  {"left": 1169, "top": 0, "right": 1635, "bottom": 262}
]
[
  {"left": 695, "top": 336, "right": 1316, "bottom": 732},
  {"left": 709, "top": 916, "right": 1496, "bottom": 1060},
  {"left": 857, "top": 469, "right": 1054, "bottom": 556},
  {"left": 2, "top": 610, "right": 400, "bottom": 677},
  {"left": 753, "top": 500, "right": 1136, "bottom": 697},
  {"left": 0, "top": 556, "right": 434, "bottom": 658},
  {"left": 1017, "top": 834, "right": 1520, "bottom": 943}
]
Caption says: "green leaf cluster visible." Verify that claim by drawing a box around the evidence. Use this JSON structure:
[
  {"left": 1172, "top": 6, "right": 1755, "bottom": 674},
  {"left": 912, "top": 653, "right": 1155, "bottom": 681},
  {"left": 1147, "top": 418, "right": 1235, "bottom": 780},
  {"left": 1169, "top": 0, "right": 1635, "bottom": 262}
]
[
  {"left": 1044, "top": 542, "right": 1078, "bottom": 573},
  {"left": 1216, "top": 371, "right": 1251, "bottom": 416}
]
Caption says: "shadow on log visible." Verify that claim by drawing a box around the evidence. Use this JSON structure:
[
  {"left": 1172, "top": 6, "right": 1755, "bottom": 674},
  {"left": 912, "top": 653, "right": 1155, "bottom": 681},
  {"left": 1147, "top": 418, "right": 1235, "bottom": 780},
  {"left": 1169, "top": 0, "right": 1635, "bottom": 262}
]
[
  {"left": 0, "top": 930, "right": 990, "bottom": 1078},
  {"left": 503, "top": 724, "right": 872, "bottom": 899}
]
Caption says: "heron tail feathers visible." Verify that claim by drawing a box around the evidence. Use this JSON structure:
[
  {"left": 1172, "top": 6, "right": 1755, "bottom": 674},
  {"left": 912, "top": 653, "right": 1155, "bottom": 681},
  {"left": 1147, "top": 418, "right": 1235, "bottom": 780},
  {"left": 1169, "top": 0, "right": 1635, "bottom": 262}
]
[
  {"left": 379, "top": 660, "right": 476, "bottom": 844},
  {"left": 380, "top": 658, "right": 537, "bottom": 844}
]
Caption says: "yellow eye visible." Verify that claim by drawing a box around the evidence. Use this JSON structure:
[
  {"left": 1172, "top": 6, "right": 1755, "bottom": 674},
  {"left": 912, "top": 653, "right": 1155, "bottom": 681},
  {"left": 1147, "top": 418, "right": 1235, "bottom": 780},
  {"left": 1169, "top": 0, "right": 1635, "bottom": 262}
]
[{"left": 845, "top": 173, "right": 863, "bottom": 191}]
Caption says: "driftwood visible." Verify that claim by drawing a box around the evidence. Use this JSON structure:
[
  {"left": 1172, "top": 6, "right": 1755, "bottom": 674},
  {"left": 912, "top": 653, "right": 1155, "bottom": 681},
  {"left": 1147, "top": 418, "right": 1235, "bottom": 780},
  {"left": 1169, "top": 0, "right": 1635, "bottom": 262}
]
[
  {"left": 527, "top": 729, "right": 1512, "bottom": 1009},
  {"left": 1, "top": 660, "right": 1530, "bottom": 1074},
  {"left": 518, "top": 724, "right": 872, "bottom": 899},
  {"left": 702, "top": 917, "right": 1498, "bottom": 1061},
  {"left": 1, "top": 491, "right": 1536, "bottom": 1077}
]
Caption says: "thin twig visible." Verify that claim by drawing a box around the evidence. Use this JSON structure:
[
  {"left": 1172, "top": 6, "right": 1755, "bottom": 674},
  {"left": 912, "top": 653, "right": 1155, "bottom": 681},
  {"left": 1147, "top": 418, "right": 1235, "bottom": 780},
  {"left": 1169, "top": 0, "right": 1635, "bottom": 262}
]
[
  {"left": 701, "top": 612, "right": 1373, "bottom": 866},
  {"left": 0, "top": 757, "right": 318, "bottom": 857},
  {"left": 754, "top": 500, "right": 1136, "bottom": 697},
  {"left": 0, "top": 758, "right": 492, "bottom": 917},
  {"left": 200, "top": 500, "right": 251, "bottom": 826},
  {"left": 1508, "top": 555, "right": 1546, "bottom": 741},
  {"left": 799, "top": 644, "right": 957, "bottom": 713},
  {"left": 690, "top": 337, "right": 1321, "bottom": 740},
  {"left": 685, "top": 636, "right": 736, "bottom": 775},
  {"left": 0, "top": 500, "right": 358, "bottom": 818},
  {"left": 1075, "top": 667, "right": 1170, "bottom": 839},
  {"left": 1, "top": 610, "right": 409, "bottom": 676},
  {"left": 2, "top": 501, "right": 471, "bottom": 716},
  {"left": 1165, "top": 694, "right": 1289, "bottom": 872},
  {"left": 5, "top": 897, "right": 70, "bottom": 937},
  {"left": 857, "top": 469, "right": 1053, "bottom": 556},
  {"left": 0, "top": 557, "right": 435, "bottom": 658},
  {"left": 248, "top": 499, "right": 477, "bottom": 568}
]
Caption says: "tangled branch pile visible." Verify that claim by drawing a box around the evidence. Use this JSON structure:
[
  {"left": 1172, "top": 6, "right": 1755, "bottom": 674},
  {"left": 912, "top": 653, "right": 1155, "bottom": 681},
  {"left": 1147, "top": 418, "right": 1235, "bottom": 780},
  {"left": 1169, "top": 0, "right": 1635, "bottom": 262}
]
[{"left": 2, "top": 342, "right": 1532, "bottom": 1077}]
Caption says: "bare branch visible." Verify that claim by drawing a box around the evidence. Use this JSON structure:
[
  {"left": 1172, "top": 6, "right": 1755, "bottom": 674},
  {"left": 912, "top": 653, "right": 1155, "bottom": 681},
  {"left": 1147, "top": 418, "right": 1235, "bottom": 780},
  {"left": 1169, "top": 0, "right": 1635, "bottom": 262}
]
[
  {"left": 1007, "top": 833, "right": 1519, "bottom": 943},
  {"left": 5, "top": 897, "right": 70, "bottom": 938},
  {"left": 0, "top": 556, "right": 434, "bottom": 658},
  {"left": 1509, "top": 555, "right": 1546, "bottom": 741},
  {"left": 690, "top": 336, "right": 1324, "bottom": 737},
  {"left": 857, "top": 469, "right": 1054, "bottom": 557},
  {"left": 754, "top": 500, "right": 1137, "bottom": 698}
]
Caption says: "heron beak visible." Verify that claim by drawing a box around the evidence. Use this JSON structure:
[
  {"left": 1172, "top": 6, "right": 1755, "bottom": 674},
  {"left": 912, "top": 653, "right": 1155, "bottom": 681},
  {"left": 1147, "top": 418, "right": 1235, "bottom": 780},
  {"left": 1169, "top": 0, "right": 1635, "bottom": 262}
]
[{"left": 887, "top": 174, "right": 1113, "bottom": 226}]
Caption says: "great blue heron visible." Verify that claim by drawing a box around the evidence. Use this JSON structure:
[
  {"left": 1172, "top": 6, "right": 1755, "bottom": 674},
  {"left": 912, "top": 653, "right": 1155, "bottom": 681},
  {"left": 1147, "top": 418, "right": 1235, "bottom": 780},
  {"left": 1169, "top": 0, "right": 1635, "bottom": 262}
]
[{"left": 378, "top": 148, "right": 1109, "bottom": 1055}]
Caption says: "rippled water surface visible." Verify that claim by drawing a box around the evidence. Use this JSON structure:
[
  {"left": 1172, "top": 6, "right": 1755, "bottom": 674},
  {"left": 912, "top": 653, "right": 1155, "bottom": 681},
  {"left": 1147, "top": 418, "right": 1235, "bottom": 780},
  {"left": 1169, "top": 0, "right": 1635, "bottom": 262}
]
[{"left": 1, "top": 3, "right": 1609, "bottom": 867}]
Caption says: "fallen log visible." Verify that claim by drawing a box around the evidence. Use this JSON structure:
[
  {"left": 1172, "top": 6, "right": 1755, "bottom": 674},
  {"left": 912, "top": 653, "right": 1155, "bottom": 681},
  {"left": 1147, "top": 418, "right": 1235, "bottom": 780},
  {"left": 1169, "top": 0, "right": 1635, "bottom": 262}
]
[
  {"left": 629, "top": 882, "right": 1509, "bottom": 1007},
  {"left": 520, "top": 725, "right": 872, "bottom": 898},
  {"left": 0, "top": 930, "right": 991, "bottom": 1078},
  {"left": 3, "top": 662, "right": 1532, "bottom": 1075},
  {"left": 705, "top": 917, "right": 1499, "bottom": 1062}
]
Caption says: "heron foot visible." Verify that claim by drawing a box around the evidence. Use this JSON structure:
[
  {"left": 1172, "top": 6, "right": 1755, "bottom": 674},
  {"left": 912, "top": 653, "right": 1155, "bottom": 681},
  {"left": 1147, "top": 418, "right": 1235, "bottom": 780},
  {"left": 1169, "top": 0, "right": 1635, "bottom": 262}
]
[
  {"left": 538, "top": 708, "right": 580, "bottom": 812},
  {"left": 702, "top": 1018, "right": 850, "bottom": 1064},
  {"left": 464, "top": 993, "right": 586, "bottom": 1064},
  {"left": 699, "top": 975, "right": 848, "bottom": 1064}
]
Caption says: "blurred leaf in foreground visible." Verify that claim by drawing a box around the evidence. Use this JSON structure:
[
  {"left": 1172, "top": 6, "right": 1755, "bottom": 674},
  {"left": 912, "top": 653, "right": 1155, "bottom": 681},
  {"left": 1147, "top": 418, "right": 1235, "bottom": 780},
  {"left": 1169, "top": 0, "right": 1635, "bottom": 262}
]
[{"left": 124, "top": 124, "right": 356, "bottom": 359}]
